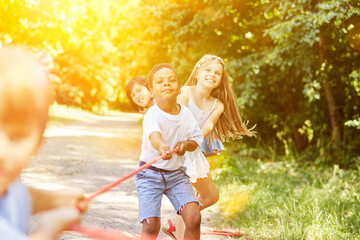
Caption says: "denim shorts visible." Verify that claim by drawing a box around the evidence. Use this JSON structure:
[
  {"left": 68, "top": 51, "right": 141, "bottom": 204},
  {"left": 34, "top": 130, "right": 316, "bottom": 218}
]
[{"left": 134, "top": 166, "right": 198, "bottom": 223}]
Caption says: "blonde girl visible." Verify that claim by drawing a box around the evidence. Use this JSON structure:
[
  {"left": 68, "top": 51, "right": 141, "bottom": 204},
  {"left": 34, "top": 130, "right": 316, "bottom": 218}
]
[{"left": 162, "top": 55, "right": 255, "bottom": 239}]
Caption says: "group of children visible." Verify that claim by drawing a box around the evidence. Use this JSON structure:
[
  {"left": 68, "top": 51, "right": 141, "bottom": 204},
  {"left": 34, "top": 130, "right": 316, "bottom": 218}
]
[
  {"left": 127, "top": 55, "right": 255, "bottom": 240},
  {"left": 0, "top": 43, "right": 254, "bottom": 240}
]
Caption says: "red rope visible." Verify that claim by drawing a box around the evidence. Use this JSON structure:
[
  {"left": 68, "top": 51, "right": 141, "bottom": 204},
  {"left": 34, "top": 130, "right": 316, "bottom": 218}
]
[
  {"left": 86, "top": 147, "right": 180, "bottom": 202},
  {"left": 69, "top": 224, "right": 140, "bottom": 240},
  {"left": 71, "top": 147, "right": 244, "bottom": 239},
  {"left": 70, "top": 225, "right": 244, "bottom": 239},
  {"left": 202, "top": 229, "right": 244, "bottom": 237}
]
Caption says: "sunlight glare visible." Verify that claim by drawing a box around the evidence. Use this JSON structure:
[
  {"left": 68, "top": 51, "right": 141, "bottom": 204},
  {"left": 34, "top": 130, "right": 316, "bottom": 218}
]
[{"left": 222, "top": 189, "right": 250, "bottom": 217}]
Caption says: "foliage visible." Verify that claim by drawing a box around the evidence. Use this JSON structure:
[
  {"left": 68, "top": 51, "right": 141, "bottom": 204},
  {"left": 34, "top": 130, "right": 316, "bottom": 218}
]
[
  {"left": 1, "top": 0, "right": 359, "bottom": 167},
  {"left": 137, "top": 0, "right": 360, "bottom": 167},
  {"left": 1, "top": 0, "right": 162, "bottom": 111}
]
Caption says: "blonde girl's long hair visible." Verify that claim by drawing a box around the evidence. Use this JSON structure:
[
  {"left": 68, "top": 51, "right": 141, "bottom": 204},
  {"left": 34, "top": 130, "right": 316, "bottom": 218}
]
[{"left": 185, "top": 55, "right": 256, "bottom": 141}]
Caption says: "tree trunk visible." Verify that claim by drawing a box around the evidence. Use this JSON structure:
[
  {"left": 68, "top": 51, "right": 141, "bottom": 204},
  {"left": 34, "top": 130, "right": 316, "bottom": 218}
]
[{"left": 318, "top": 31, "right": 341, "bottom": 144}]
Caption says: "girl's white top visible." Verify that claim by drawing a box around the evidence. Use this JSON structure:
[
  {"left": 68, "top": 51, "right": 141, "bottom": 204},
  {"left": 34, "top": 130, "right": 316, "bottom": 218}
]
[
  {"left": 186, "top": 98, "right": 218, "bottom": 128},
  {"left": 183, "top": 97, "right": 218, "bottom": 182}
]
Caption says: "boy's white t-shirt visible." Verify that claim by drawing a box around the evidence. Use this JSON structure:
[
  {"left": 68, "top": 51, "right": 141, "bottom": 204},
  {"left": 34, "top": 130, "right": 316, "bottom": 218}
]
[{"left": 140, "top": 103, "right": 203, "bottom": 171}]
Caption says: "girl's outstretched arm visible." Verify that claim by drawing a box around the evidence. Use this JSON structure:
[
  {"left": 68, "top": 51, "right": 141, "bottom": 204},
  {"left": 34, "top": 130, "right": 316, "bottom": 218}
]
[
  {"left": 177, "top": 85, "right": 224, "bottom": 139},
  {"left": 201, "top": 100, "right": 224, "bottom": 139},
  {"left": 177, "top": 86, "right": 191, "bottom": 105}
]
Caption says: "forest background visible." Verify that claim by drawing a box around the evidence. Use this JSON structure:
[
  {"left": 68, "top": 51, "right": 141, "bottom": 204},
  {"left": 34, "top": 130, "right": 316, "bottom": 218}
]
[{"left": 1, "top": 0, "right": 360, "bottom": 239}]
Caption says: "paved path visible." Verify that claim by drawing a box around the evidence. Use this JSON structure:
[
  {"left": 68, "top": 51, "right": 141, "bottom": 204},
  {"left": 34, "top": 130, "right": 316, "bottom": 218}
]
[{"left": 22, "top": 112, "right": 234, "bottom": 240}]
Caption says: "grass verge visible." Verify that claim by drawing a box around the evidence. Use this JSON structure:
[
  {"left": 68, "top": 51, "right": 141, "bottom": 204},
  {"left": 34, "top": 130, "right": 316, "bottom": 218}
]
[{"left": 210, "top": 153, "right": 360, "bottom": 240}]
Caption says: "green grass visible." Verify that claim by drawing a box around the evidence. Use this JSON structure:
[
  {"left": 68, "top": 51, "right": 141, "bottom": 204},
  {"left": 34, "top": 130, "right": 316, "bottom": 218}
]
[{"left": 211, "top": 154, "right": 360, "bottom": 240}]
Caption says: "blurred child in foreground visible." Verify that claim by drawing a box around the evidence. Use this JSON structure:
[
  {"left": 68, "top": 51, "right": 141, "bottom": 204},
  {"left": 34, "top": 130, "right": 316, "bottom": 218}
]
[{"left": 0, "top": 45, "right": 87, "bottom": 240}]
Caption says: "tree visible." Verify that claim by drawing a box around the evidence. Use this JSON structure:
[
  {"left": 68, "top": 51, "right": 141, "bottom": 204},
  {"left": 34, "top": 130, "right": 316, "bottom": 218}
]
[{"left": 2, "top": 0, "right": 359, "bottom": 166}]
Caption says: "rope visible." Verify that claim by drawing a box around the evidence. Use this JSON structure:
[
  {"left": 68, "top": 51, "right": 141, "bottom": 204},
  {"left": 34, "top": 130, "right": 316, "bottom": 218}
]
[
  {"left": 202, "top": 229, "right": 244, "bottom": 237},
  {"left": 70, "top": 147, "right": 244, "bottom": 239},
  {"left": 70, "top": 225, "right": 140, "bottom": 240},
  {"left": 71, "top": 226, "right": 244, "bottom": 239}
]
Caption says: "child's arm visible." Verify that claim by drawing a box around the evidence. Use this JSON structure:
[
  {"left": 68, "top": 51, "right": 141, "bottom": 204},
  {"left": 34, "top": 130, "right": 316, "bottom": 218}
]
[
  {"left": 175, "top": 140, "right": 198, "bottom": 156},
  {"left": 29, "top": 207, "right": 80, "bottom": 240},
  {"left": 28, "top": 187, "right": 87, "bottom": 214},
  {"left": 27, "top": 187, "right": 87, "bottom": 240},
  {"left": 202, "top": 100, "right": 224, "bottom": 139},
  {"left": 149, "top": 131, "right": 172, "bottom": 160},
  {"left": 177, "top": 86, "right": 191, "bottom": 105}
]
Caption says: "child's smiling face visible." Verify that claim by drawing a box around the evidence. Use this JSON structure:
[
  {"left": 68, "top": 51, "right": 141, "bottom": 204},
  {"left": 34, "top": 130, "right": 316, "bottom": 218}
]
[
  {"left": 130, "top": 83, "right": 152, "bottom": 108},
  {"left": 151, "top": 67, "right": 180, "bottom": 100},
  {"left": 197, "top": 60, "right": 223, "bottom": 89}
]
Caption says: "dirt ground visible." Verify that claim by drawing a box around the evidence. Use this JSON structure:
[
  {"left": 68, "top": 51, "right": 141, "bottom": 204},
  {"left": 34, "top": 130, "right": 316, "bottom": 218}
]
[{"left": 22, "top": 111, "right": 236, "bottom": 240}]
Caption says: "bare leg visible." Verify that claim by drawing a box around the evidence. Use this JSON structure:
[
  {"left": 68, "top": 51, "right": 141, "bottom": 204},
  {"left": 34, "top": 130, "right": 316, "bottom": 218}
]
[
  {"left": 179, "top": 202, "right": 201, "bottom": 240},
  {"left": 192, "top": 173, "right": 219, "bottom": 211},
  {"left": 141, "top": 217, "right": 160, "bottom": 240},
  {"left": 167, "top": 174, "right": 219, "bottom": 239},
  {"left": 172, "top": 214, "right": 186, "bottom": 239}
]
